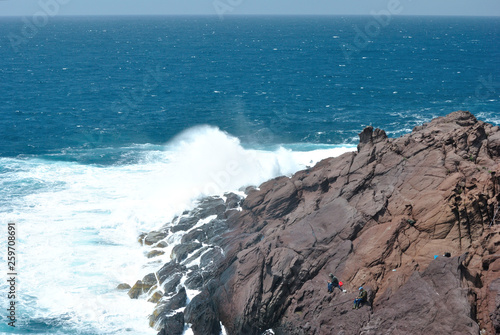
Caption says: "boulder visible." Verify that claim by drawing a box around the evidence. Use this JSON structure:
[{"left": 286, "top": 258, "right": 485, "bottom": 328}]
[
  {"left": 147, "top": 250, "right": 166, "bottom": 258},
  {"left": 128, "top": 279, "right": 152, "bottom": 299},
  {"left": 184, "top": 289, "right": 221, "bottom": 335},
  {"left": 148, "top": 291, "right": 163, "bottom": 304},
  {"left": 162, "top": 273, "right": 183, "bottom": 294},
  {"left": 150, "top": 288, "right": 188, "bottom": 329},
  {"left": 156, "top": 312, "right": 184, "bottom": 335},
  {"left": 171, "top": 242, "right": 202, "bottom": 262},
  {"left": 116, "top": 283, "right": 131, "bottom": 290},
  {"left": 144, "top": 231, "right": 168, "bottom": 246},
  {"left": 194, "top": 197, "right": 226, "bottom": 219},
  {"left": 155, "top": 241, "right": 168, "bottom": 248},
  {"left": 142, "top": 273, "right": 157, "bottom": 287},
  {"left": 172, "top": 216, "right": 199, "bottom": 233},
  {"left": 225, "top": 192, "right": 243, "bottom": 209},
  {"left": 157, "top": 261, "right": 186, "bottom": 287}
]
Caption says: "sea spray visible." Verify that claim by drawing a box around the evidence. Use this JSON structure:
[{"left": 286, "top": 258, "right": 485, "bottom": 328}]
[{"left": 0, "top": 127, "right": 354, "bottom": 334}]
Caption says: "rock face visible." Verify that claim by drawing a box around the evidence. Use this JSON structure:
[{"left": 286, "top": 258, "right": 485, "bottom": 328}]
[
  {"left": 184, "top": 286, "right": 222, "bottom": 335},
  {"left": 129, "top": 193, "right": 244, "bottom": 335},
  {"left": 360, "top": 255, "right": 479, "bottom": 335},
  {"left": 187, "top": 111, "right": 499, "bottom": 334}
]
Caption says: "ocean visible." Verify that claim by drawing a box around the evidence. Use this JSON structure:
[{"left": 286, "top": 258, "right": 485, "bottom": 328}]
[{"left": 0, "top": 15, "right": 498, "bottom": 334}]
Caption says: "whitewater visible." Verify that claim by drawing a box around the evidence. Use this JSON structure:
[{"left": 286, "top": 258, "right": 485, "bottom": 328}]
[{"left": 0, "top": 126, "right": 355, "bottom": 334}]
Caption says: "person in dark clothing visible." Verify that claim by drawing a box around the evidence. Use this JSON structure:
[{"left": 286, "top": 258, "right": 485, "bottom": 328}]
[
  {"left": 353, "top": 287, "right": 367, "bottom": 309},
  {"left": 327, "top": 273, "right": 341, "bottom": 293}
]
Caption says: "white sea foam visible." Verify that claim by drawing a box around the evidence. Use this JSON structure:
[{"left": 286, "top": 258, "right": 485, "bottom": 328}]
[
  {"left": 476, "top": 111, "right": 500, "bottom": 126},
  {"left": 0, "top": 126, "right": 355, "bottom": 334}
]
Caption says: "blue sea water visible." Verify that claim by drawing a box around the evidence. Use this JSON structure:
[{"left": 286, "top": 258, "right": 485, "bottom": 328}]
[{"left": 0, "top": 15, "right": 498, "bottom": 334}]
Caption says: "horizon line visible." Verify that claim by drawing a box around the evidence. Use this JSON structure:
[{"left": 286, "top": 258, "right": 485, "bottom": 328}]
[{"left": 0, "top": 13, "right": 499, "bottom": 18}]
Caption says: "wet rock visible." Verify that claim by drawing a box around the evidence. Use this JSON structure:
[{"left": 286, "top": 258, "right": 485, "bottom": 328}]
[
  {"left": 128, "top": 280, "right": 150, "bottom": 299},
  {"left": 156, "top": 312, "right": 184, "bottom": 335},
  {"left": 147, "top": 284, "right": 158, "bottom": 295},
  {"left": 183, "top": 246, "right": 210, "bottom": 266},
  {"left": 147, "top": 250, "right": 165, "bottom": 258},
  {"left": 148, "top": 291, "right": 163, "bottom": 304},
  {"left": 171, "top": 242, "right": 202, "bottom": 262},
  {"left": 155, "top": 241, "right": 168, "bottom": 248},
  {"left": 142, "top": 273, "right": 157, "bottom": 286},
  {"left": 181, "top": 219, "right": 227, "bottom": 245},
  {"left": 162, "top": 273, "right": 183, "bottom": 294},
  {"left": 144, "top": 230, "right": 168, "bottom": 246},
  {"left": 128, "top": 273, "right": 158, "bottom": 299},
  {"left": 132, "top": 193, "right": 244, "bottom": 334},
  {"left": 193, "top": 197, "right": 226, "bottom": 219},
  {"left": 184, "top": 289, "right": 221, "bottom": 335},
  {"left": 157, "top": 261, "right": 186, "bottom": 287},
  {"left": 200, "top": 247, "right": 224, "bottom": 268},
  {"left": 225, "top": 192, "right": 243, "bottom": 209},
  {"left": 172, "top": 216, "right": 199, "bottom": 233},
  {"left": 172, "top": 197, "right": 226, "bottom": 231},
  {"left": 166, "top": 287, "right": 188, "bottom": 310},
  {"left": 116, "top": 283, "right": 131, "bottom": 290},
  {"left": 150, "top": 288, "right": 188, "bottom": 330},
  {"left": 138, "top": 233, "right": 147, "bottom": 245},
  {"left": 184, "top": 272, "right": 204, "bottom": 290},
  {"left": 181, "top": 229, "right": 205, "bottom": 244}
]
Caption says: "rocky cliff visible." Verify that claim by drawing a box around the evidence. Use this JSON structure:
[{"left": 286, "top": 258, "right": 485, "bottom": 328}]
[{"left": 182, "top": 111, "right": 500, "bottom": 335}]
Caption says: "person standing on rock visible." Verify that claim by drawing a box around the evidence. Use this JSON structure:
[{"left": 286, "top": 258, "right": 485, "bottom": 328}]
[
  {"left": 353, "top": 287, "right": 367, "bottom": 309},
  {"left": 327, "top": 273, "right": 346, "bottom": 293}
]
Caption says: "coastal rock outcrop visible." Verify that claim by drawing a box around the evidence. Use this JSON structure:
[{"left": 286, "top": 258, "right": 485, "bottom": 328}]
[
  {"left": 188, "top": 111, "right": 499, "bottom": 334},
  {"left": 128, "top": 192, "right": 244, "bottom": 334}
]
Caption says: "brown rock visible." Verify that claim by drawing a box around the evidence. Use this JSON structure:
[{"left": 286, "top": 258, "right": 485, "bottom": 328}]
[
  {"left": 181, "top": 111, "right": 500, "bottom": 335},
  {"left": 363, "top": 256, "right": 479, "bottom": 334},
  {"left": 155, "top": 241, "right": 168, "bottom": 248},
  {"left": 116, "top": 283, "right": 131, "bottom": 290},
  {"left": 128, "top": 273, "right": 157, "bottom": 299},
  {"left": 138, "top": 232, "right": 147, "bottom": 245},
  {"left": 144, "top": 231, "right": 168, "bottom": 246},
  {"left": 147, "top": 250, "right": 165, "bottom": 258},
  {"left": 148, "top": 291, "right": 163, "bottom": 304},
  {"left": 128, "top": 280, "right": 146, "bottom": 299},
  {"left": 150, "top": 287, "right": 188, "bottom": 330}
]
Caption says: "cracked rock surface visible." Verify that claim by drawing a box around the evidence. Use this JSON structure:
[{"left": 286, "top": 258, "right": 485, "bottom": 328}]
[{"left": 189, "top": 111, "right": 500, "bottom": 335}]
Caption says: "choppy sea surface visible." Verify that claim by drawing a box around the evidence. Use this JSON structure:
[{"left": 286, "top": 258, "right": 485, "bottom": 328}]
[{"left": 0, "top": 15, "right": 498, "bottom": 334}]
